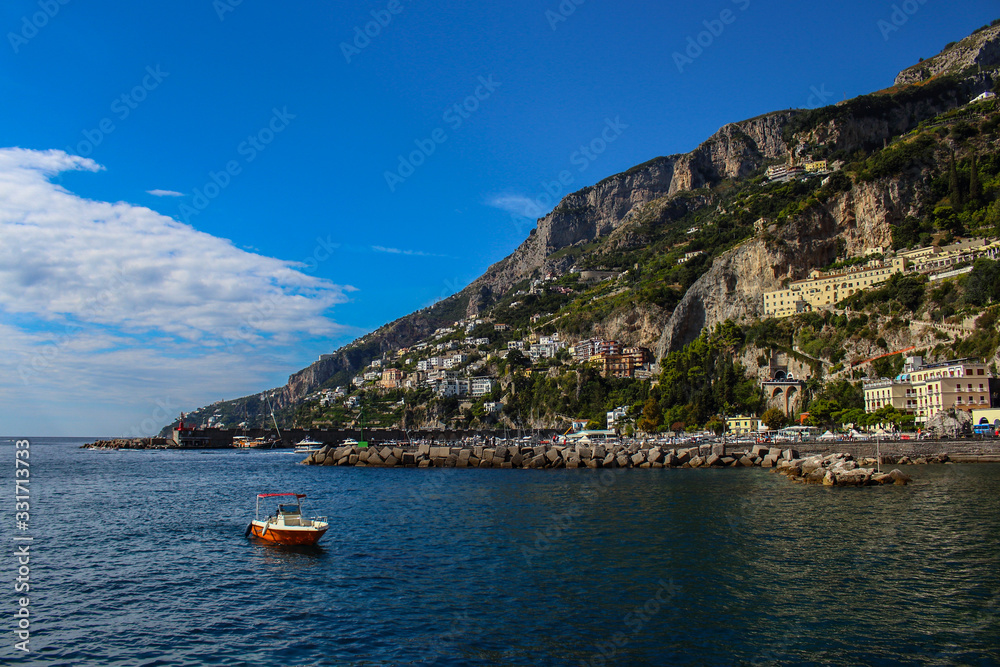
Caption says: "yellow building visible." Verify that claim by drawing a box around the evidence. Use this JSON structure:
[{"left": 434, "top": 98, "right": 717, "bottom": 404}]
[
  {"left": 805, "top": 160, "right": 828, "bottom": 172},
  {"left": 379, "top": 368, "right": 403, "bottom": 389},
  {"left": 899, "top": 237, "right": 1000, "bottom": 273},
  {"left": 726, "top": 415, "right": 761, "bottom": 434},
  {"left": 763, "top": 257, "right": 905, "bottom": 319},
  {"left": 864, "top": 356, "right": 994, "bottom": 424}
]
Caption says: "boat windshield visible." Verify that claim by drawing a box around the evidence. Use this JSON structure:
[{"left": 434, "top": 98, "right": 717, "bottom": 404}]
[{"left": 278, "top": 504, "right": 301, "bottom": 514}]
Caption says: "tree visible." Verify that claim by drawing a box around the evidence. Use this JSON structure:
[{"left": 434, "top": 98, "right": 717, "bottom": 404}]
[
  {"left": 948, "top": 150, "right": 963, "bottom": 209},
  {"left": 806, "top": 398, "right": 840, "bottom": 429},
  {"left": 762, "top": 407, "right": 788, "bottom": 430},
  {"left": 637, "top": 398, "right": 662, "bottom": 433},
  {"left": 969, "top": 150, "right": 982, "bottom": 206},
  {"left": 505, "top": 349, "right": 529, "bottom": 368}
]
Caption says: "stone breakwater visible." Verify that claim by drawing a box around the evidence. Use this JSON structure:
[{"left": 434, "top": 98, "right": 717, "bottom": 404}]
[
  {"left": 772, "top": 451, "right": 923, "bottom": 486},
  {"left": 298, "top": 442, "right": 943, "bottom": 483},
  {"left": 83, "top": 438, "right": 171, "bottom": 450}
]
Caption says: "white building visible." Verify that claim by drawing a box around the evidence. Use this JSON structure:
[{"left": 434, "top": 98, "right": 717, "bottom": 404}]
[
  {"left": 432, "top": 378, "right": 470, "bottom": 397},
  {"left": 471, "top": 377, "right": 496, "bottom": 397},
  {"left": 606, "top": 406, "right": 629, "bottom": 428},
  {"left": 443, "top": 354, "right": 469, "bottom": 369}
]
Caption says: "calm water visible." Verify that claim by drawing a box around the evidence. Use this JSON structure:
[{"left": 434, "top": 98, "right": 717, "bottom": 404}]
[{"left": 2, "top": 438, "right": 999, "bottom": 666}]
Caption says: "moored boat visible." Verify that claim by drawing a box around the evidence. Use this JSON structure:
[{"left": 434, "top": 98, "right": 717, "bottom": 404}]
[
  {"left": 293, "top": 438, "right": 323, "bottom": 454},
  {"left": 245, "top": 493, "right": 328, "bottom": 546}
]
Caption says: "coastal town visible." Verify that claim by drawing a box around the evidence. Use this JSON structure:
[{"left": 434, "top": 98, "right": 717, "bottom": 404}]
[{"left": 267, "top": 235, "right": 1000, "bottom": 442}]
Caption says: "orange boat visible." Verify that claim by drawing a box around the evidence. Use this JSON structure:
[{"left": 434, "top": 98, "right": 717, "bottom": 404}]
[{"left": 245, "top": 493, "right": 328, "bottom": 546}]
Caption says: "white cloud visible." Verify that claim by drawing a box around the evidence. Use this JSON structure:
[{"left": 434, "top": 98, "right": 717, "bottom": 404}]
[
  {"left": 0, "top": 148, "right": 360, "bottom": 434},
  {"left": 147, "top": 189, "right": 184, "bottom": 197},
  {"left": 487, "top": 193, "right": 548, "bottom": 219},
  {"left": 370, "top": 245, "right": 447, "bottom": 258}
]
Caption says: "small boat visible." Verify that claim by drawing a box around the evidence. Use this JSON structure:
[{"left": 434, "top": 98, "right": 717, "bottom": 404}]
[
  {"left": 234, "top": 436, "right": 268, "bottom": 448},
  {"left": 293, "top": 438, "right": 324, "bottom": 454},
  {"left": 245, "top": 493, "right": 328, "bottom": 546}
]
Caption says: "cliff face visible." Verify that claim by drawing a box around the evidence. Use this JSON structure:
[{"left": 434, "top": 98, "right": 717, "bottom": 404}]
[
  {"left": 277, "top": 300, "right": 463, "bottom": 407},
  {"left": 464, "top": 112, "right": 797, "bottom": 313},
  {"left": 895, "top": 24, "right": 1000, "bottom": 85},
  {"left": 654, "top": 173, "right": 928, "bottom": 357}
]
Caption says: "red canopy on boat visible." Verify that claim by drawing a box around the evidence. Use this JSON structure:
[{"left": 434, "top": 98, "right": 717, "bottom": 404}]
[{"left": 257, "top": 493, "right": 306, "bottom": 498}]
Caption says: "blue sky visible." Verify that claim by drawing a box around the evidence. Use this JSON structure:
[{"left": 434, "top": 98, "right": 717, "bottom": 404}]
[{"left": 1, "top": 0, "right": 996, "bottom": 435}]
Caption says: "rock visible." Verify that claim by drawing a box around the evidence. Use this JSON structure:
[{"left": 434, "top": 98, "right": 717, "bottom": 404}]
[
  {"left": 689, "top": 456, "right": 705, "bottom": 468},
  {"left": 897, "top": 456, "right": 912, "bottom": 465},
  {"left": 822, "top": 471, "right": 836, "bottom": 486},
  {"left": 418, "top": 460, "right": 431, "bottom": 468},
  {"left": 322, "top": 454, "right": 337, "bottom": 466},
  {"left": 639, "top": 462, "right": 651, "bottom": 468},
  {"left": 594, "top": 444, "right": 606, "bottom": 459},
  {"left": 604, "top": 453, "right": 616, "bottom": 467},
  {"left": 511, "top": 452, "right": 524, "bottom": 467},
  {"left": 586, "top": 459, "right": 600, "bottom": 468},
  {"left": 937, "top": 452, "right": 950, "bottom": 463},
  {"left": 706, "top": 454, "right": 722, "bottom": 467},
  {"left": 738, "top": 455, "right": 754, "bottom": 467},
  {"left": 721, "top": 456, "right": 736, "bottom": 466},
  {"left": 368, "top": 452, "right": 384, "bottom": 466},
  {"left": 495, "top": 445, "right": 508, "bottom": 460},
  {"left": 402, "top": 452, "right": 416, "bottom": 465},
  {"left": 348, "top": 454, "right": 359, "bottom": 465},
  {"left": 631, "top": 452, "right": 646, "bottom": 466},
  {"left": 805, "top": 467, "right": 827, "bottom": 483},
  {"left": 888, "top": 469, "right": 911, "bottom": 485},
  {"left": 913, "top": 457, "right": 928, "bottom": 465},
  {"left": 418, "top": 444, "right": 430, "bottom": 457},
  {"left": 665, "top": 453, "right": 679, "bottom": 467},
  {"left": 545, "top": 449, "right": 560, "bottom": 463},
  {"left": 761, "top": 455, "right": 776, "bottom": 468},
  {"left": 768, "top": 447, "right": 782, "bottom": 459},
  {"left": 530, "top": 454, "right": 547, "bottom": 469},
  {"left": 751, "top": 444, "right": 768, "bottom": 459},
  {"left": 616, "top": 454, "right": 630, "bottom": 467},
  {"left": 800, "top": 457, "right": 824, "bottom": 474},
  {"left": 783, "top": 448, "right": 798, "bottom": 461},
  {"left": 674, "top": 449, "right": 691, "bottom": 465},
  {"left": 647, "top": 448, "right": 664, "bottom": 464},
  {"left": 576, "top": 445, "right": 592, "bottom": 460}
]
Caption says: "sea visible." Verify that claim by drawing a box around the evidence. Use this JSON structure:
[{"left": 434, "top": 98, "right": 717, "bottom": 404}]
[{"left": 2, "top": 437, "right": 999, "bottom": 666}]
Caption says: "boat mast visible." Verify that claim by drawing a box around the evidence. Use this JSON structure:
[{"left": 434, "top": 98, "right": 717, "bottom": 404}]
[{"left": 265, "top": 393, "right": 282, "bottom": 447}]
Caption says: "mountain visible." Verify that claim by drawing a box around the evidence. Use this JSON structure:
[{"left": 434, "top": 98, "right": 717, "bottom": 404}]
[{"left": 170, "top": 21, "right": 1000, "bottom": 434}]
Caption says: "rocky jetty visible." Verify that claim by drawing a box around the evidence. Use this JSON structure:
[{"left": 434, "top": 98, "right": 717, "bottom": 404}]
[
  {"left": 773, "top": 451, "right": 925, "bottom": 486},
  {"left": 299, "top": 442, "right": 939, "bottom": 481},
  {"left": 83, "top": 438, "right": 170, "bottom": 450}
]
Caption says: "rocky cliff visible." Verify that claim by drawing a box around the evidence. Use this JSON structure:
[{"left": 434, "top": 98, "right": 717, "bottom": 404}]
[
  {"left": 895, "top": 23, "right": 1000, "bottom": 86},
  {"left": 654, "top": 173, "right": 929, "bottom": 356},
  {"left": 462, "top": 111, "right": 798, "bottom": 314}
]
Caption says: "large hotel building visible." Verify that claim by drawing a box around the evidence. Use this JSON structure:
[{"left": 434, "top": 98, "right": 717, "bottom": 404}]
[
  {"left": 763, "top": 258, "right": 907, "bottom": 319},
  {"left": 864, "top": 356, "right": 997, "bottom": 424}
]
